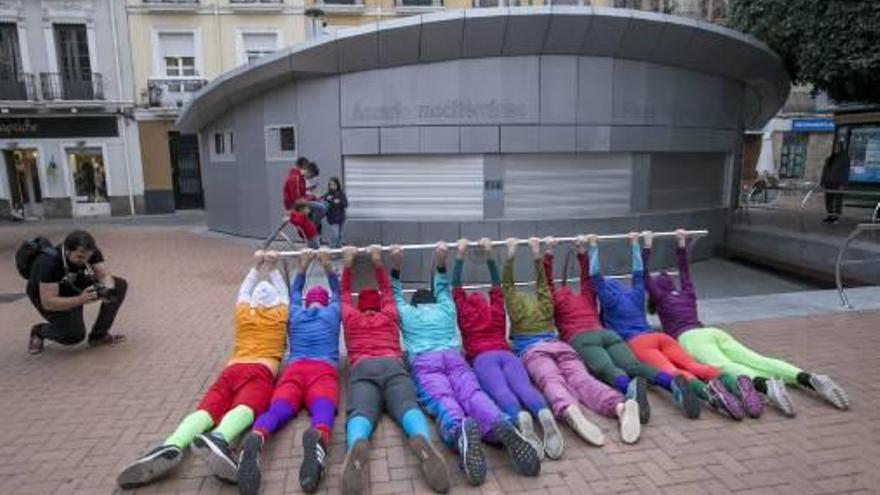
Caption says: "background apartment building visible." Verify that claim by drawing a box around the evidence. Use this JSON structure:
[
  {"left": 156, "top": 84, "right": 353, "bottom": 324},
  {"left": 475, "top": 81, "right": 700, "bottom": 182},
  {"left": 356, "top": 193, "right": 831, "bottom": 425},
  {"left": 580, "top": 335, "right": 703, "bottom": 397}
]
[
  {"left": 126, "top": 0, "right": 305, "bottom": 214},
  {"left": 0, "top": 0, "right": 142, "bottom": 219}
]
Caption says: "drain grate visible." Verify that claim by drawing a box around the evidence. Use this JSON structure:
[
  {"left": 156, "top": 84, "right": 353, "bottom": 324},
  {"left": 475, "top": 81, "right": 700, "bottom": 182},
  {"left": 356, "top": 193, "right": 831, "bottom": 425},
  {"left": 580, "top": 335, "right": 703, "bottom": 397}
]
[{"left": 0, "top": 293, "right": 26, "bottom": 304}]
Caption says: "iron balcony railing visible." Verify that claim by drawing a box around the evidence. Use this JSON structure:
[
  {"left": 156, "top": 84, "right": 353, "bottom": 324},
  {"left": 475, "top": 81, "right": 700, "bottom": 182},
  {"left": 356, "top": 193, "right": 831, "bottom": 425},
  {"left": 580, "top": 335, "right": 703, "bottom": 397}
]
[
  {"left": 148, "top": 77, "right": 208, "bottom": 108},
  {"left": 143, "top": 0, "right": 199, "bottom": 4},
  {"left": 0, "top": 73, "right": 38, "bottom": 101},
  {"left": 230, "top": 0, "right": 282, "bottom": 3},
  {"left": 40, "top": 72, "right": 104, "bottom": 101}
]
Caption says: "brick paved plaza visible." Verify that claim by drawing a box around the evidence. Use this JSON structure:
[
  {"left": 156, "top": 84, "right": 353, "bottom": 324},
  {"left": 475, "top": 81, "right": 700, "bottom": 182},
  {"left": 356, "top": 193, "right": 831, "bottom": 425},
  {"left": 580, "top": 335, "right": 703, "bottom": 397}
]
[{"left": 1, "top": 223, "right": 878, "bottom": 495}]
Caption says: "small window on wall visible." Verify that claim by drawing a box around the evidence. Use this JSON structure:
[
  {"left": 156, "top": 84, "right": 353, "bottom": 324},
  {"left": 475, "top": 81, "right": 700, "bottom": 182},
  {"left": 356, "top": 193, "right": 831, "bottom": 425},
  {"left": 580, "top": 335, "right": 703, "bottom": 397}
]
[
  {"left": 266, "top": 125, "right": 297, "bottom": 161},
  {"left": 212, "top": 130, "right": 235, "bottom": 161}
]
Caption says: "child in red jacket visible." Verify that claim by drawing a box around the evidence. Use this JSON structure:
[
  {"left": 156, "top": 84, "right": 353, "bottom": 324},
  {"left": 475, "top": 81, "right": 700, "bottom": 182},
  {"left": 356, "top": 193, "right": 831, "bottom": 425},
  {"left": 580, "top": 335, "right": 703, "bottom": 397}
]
[{"left": 453, "top": 238, "right": 563, "bottom": 460}]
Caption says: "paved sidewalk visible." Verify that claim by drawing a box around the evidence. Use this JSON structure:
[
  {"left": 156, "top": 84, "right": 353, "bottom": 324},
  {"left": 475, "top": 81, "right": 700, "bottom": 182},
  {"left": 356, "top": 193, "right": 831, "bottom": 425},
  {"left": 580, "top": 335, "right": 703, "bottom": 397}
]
[{"left": 0, "top": 225, "right": 878, "bottom": 495}]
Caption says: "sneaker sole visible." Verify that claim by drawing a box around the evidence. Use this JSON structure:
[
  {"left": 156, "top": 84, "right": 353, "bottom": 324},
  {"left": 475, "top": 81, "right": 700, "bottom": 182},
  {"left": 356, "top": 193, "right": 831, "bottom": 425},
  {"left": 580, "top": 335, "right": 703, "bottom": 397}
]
[
  {"left": 410, "top": 437, "right": 451, "bottom": 494},
  {"left": 237, "top": 435, "right": 262, "bottom": 495},
  {"left": 674, "top": 376, "right": 701, "bottom": 420},
  {"left": 566, "top": 409, "right": 605, "bottom": 447},
  {"left": 769, "top": 381, "right": 796, "bottom": 417},
  {"left": 299, "top": 430, "right": 324, "bottom": 493},
  {"left": 341, "top": 440, "right": 370, "bottom": 495},
  {"left": 736, "top": 377, "right": 763, "bottom": 418},
  {"left": 620, "top": 400, "right": 641, "bottom": 445},
  {"left": 192, "top": 436, "right": 238, "bottom": 484},
  {"left": 460, "top": 420, "right": 487, "bottom": 486},
  {"left": 714, "top": 383, "right": 745, "bottom": 421},
  {"left": 517, "top": 413, "right": 543, "bottom": 459},
  {"left": 117, "top": 452, "right": 181, "bottom": 488},
  {"left": 538, "top": 410, "right": 564, "bottom": 460},
  {"left": 813, "top": 378, "right": 850, "bottom": 410},
  {"left": 497, "top": 425, "right": 541, "bottom": 477},
  {"left": 633, "top": 378, "right": 650, "bottom": 424}
]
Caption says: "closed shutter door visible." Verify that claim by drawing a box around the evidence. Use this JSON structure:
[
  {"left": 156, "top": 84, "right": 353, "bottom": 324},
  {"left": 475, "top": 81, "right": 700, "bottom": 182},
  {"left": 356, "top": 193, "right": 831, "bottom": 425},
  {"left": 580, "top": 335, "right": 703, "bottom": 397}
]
[
  {"left": 503, "top": 154, "right": 632, "bottom": 219},
  {"left": 345, "top": 155, "right": 483, "bottom": 220}
]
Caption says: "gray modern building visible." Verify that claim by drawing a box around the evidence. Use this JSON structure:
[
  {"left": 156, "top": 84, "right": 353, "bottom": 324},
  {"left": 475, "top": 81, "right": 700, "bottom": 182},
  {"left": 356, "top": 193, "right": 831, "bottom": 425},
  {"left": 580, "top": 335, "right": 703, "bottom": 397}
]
[{"left": 176, "top": 7, "right": 789, "bottom": 272}]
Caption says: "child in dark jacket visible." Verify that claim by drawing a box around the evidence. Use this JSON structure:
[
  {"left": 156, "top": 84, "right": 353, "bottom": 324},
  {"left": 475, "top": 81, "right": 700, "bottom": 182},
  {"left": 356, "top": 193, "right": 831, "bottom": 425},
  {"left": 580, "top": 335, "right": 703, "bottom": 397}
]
[{"left": 322, "top": 177, "right": 348, "bottom": 248}]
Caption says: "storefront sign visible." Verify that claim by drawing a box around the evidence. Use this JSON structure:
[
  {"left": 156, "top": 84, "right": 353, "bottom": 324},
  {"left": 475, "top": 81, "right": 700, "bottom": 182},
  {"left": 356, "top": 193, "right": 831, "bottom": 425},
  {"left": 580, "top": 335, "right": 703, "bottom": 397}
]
[
  {"left": 0, "top": 117, "right": 118, "bottom": 139},
  {"left": 791, "top": 118, "right": 834, "bottom": 133}
]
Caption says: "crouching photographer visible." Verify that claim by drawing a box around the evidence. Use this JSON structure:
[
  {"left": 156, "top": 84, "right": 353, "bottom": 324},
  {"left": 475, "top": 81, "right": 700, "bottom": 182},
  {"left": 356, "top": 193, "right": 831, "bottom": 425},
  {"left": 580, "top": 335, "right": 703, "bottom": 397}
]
[{"left": 19, "top": 230, "right": 127, "bottom": 354}]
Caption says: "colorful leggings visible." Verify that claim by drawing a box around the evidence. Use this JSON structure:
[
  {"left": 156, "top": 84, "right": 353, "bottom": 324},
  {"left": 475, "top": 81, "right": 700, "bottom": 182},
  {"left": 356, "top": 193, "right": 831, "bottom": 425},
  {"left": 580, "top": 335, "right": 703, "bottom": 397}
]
[
  {"left": 628, "top": 332, "right": 720, "bottom": 382},
  {"left": 472, "top": 350, "right": 548, "bottom": 419},
  {"left": 522, "top": 340, "right": 622, "bottom": 419},
  {"left": 411, "top": 349, "right": 507, "bottom": 448},
  {"left": 569, "top": 330, "right": 662, "bottom": 386},
  {"left": 678, "top": 327, "right": 802, "bottom": 384},
  {"left": 252, "top": 360, "right": 339, "bottom": 443}
]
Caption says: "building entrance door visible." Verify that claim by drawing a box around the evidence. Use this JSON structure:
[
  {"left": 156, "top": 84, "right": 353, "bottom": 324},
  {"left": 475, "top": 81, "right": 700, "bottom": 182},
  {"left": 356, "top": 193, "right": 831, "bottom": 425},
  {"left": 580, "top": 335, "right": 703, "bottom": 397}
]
[
  {"left": 3, "top": 148, "right": 43, "bottom": 219},
  {"left": 169, "top": 132, "right": 203, "bottom": 209}
]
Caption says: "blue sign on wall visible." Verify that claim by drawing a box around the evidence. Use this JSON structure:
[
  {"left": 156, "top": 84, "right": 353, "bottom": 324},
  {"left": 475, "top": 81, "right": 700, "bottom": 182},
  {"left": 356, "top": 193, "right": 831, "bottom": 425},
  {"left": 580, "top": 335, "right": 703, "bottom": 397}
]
[{"left": 791, "top": 118, "right": 835, "bottom": 133}]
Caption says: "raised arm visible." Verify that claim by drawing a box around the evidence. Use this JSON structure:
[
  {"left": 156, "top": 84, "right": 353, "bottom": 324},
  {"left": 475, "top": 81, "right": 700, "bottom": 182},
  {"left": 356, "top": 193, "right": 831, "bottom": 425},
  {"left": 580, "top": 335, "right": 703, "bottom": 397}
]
[
  {"left": 542, "top": 237, "right": 556, "bottom": 294},
  {"left": 319, "top": 247, "right": 340, "bottom": 305},
  {"left": 674, "top": 229, "right": 694, "bottom": 293},
  {"left": 237, "top": 251, "right": 264, "bottom": 304},
  {"left": 340, "top": 246, "right": 356, "bottom": 311},
  {"left": 575, "top": 235, "right": 595, "bottom": 299},
  {"left": 265, "top": 251, "right": 289, "bottom": 306},
  {"left": 389, "top": 245, "right": 408, "bottom": 309},
  {"left": 433, "top": 242, "right": 453, "bottom": 310},
  {"left": 628, "top": 232, "right": 646, "bottom": 302},
  {"left": 453, "top": 238, "right": 467, "bottom": 288},
  {"left": 530, "top": 237, "right": 554, "bottom": 319},
  {"left": 587, "top": 234, "right": 607, "bottom": 294},
  {"left": 641, "top": 231, "right": 657, "bottom": 297},
  {"left": 502, "top": 238, "right": 518, "bottom": 302},
  {"left": 290, "top": 250, "right": 311, "bottom": 308}
]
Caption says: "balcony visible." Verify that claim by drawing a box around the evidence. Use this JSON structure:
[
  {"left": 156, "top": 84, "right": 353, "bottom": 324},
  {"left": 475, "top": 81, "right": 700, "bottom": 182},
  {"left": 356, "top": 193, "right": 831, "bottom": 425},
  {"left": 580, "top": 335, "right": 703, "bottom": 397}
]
[
  {"left": 148, "top": 77, "right": 208, "bottom": 108},
  {"left": 229, "top": 0, "right": 284, "bottom": 11},
  {"left": 40, "top": 73, "right": 104, "bottom": 101},
  {"left": 0, "top": 73, "right": 38, "bottom": 101},
  {"left": 142, "top": 0, "right": 200, "bottom": 12}
]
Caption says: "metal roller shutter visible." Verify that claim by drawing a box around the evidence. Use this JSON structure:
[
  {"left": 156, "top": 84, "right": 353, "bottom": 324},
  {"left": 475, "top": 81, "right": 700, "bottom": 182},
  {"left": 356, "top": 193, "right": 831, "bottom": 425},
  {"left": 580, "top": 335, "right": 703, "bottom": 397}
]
[
  {"left": 502, "top": 154, "right": 632, "bottom": 219},
  {"left": 345, "top": 155, "right": 484, "bottom": 220}
]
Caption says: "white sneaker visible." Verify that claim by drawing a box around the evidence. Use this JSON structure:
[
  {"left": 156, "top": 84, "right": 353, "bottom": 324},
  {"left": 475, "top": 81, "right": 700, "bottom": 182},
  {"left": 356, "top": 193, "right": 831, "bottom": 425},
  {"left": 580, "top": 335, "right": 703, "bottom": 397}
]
[
  {"left": 766, "top": 377, "right": 796, "bottom": 417},
  {"left": 563, "top": 405, "right": 605, "bottom": 447},
  {"left": 517, "top": 411, "right": 544, "bottom": 458},
  {"left": 618, "top": 400, "right": 641, "bottom": 445},
  {"left": 537, "top": 408, "right": 564, "bottom": 460},
  {"left": 808, "top": 374, "right": 850, "bottom": 410}
]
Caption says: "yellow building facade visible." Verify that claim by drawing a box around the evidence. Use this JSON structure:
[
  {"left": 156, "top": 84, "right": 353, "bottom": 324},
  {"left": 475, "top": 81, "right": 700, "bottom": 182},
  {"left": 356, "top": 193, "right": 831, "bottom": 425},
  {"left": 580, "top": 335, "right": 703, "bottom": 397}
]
[{"left": 126, "top": 0, "right": 307, "bottom": 213}]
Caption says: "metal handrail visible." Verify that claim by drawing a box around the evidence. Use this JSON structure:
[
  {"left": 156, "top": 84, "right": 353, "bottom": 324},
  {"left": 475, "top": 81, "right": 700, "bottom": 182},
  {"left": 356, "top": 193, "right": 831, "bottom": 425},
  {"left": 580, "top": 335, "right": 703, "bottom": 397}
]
[
  {"left": 835, "top": 223, "right": 880, "bottom": 309},
  {"left": 276, "top": 229, "right": 709, "bottom": 257}
]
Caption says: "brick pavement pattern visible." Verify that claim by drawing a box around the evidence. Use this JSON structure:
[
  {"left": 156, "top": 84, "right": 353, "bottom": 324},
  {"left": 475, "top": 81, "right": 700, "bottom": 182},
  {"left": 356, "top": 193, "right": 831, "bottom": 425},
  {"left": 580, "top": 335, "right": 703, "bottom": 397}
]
[{"left": 0, "top": 224, "right": 878, "bottom": 495}]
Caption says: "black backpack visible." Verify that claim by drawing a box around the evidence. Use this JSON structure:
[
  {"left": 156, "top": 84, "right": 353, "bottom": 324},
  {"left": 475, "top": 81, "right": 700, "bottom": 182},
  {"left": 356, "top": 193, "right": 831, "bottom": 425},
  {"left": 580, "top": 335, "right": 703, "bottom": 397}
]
[{"left": 15, "top": 237, "right": 58, "bottom": 279}]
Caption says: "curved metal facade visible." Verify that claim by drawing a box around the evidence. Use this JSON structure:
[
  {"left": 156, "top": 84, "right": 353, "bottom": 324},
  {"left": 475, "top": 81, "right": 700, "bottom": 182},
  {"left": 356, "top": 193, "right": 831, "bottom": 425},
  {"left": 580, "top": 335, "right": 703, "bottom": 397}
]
[{"left": 177, "top": 8, "right": 789, "bottom": 272}]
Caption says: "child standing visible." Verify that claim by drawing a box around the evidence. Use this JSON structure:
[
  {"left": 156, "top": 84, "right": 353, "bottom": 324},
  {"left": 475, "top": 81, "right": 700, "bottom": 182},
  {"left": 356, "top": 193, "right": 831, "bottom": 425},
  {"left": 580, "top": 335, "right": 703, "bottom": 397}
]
[{"left": 322, "top": 177, "right": 348, "bottom": 248}]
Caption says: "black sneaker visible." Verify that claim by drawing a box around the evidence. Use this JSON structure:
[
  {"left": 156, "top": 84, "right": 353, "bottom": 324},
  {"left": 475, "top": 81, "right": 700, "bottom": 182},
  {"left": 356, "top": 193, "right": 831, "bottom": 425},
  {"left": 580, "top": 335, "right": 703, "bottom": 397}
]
[
  {"left": 28, "top": 324, "right": 45, "bottom": 355},
  {"left": 192, "top": 432, "right": 238, "bottom": 483},
  {"left": 671, "top": 375, "right": 701, "bottom": 419},
  {"left": 457, "top": 418, "right": 486, "bottom": 486},
  {"left": 237, "top": 432, "right": 263, "bottom": 495},
  {"left": 493, "top": 420, "right": 541, "bottom": 477},
  {"left": 341, "top": 438, "right": 370, "bottom": 495},
  {"left": 408, "top": 435, "right": 451, "bottom": 494},
  {"left": 299, "top": 429, "right": 327, "bottom": 493},
  {"left": 626, "top": 377, "right": 650, "bottom": 424},
  {"left": 117, "top": 444, "right": 183, "bottom": 488}
]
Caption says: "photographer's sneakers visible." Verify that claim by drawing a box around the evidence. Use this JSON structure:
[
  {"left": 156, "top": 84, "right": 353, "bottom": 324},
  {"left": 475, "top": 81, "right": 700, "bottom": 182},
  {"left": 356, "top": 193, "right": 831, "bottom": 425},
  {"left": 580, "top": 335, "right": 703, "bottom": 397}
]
[
  {"left": 88, "top": 333, "right": 127, "bottom": 347},
  {"left": 117, "top": 444, "right": 183, "bottom": 488},
  {"left": 28, "top": 324, "right": 45, "bottom": 354}
]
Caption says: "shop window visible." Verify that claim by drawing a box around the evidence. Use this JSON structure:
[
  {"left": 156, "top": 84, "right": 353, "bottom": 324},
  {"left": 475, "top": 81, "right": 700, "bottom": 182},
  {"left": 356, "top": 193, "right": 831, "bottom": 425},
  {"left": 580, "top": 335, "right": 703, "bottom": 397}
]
[
  {"left": 67, "top": 147, "right": 108, "bottom": 204},
  {"left": 266, "top": 124, "right": 297, "bottom": 161},
  {"left": 847, "top": 125, "right": 880, "bottom": 184},
  {"left": 779, "top": 133, "right": 807, "bottom": 179}
]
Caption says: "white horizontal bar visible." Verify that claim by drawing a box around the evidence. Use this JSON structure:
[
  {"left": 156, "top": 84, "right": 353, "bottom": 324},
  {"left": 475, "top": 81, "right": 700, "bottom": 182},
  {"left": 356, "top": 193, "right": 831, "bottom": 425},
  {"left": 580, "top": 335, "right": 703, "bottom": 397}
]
[{"left": 277, "top": 229, "right": 708, "bottom": 257}]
